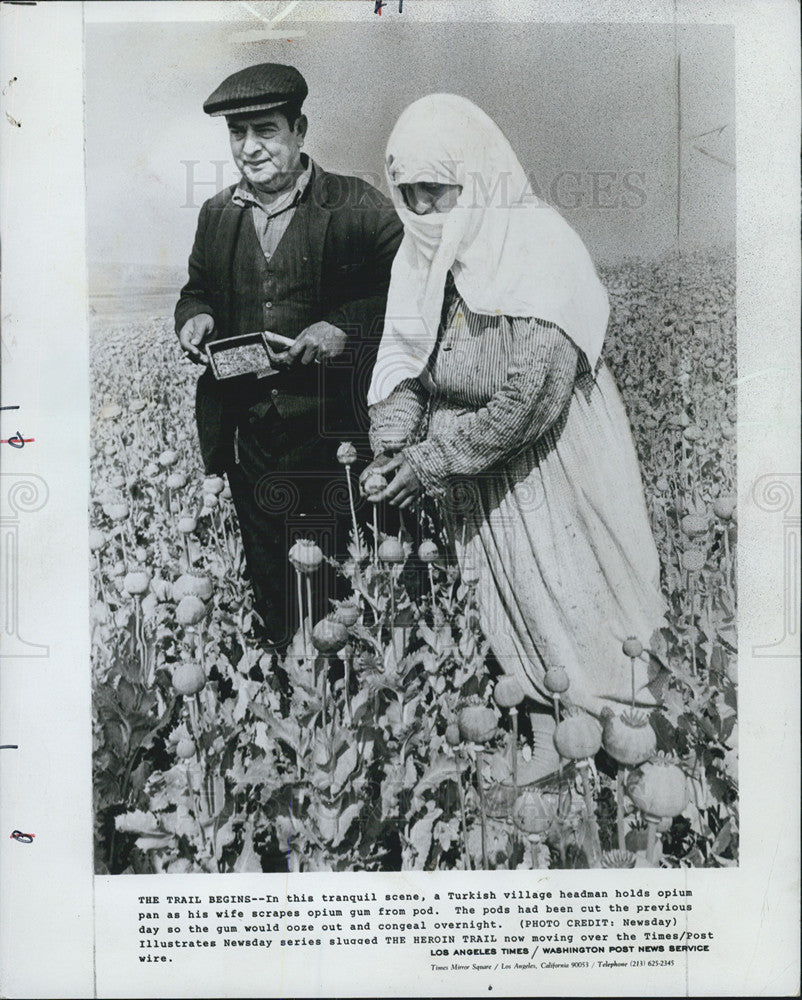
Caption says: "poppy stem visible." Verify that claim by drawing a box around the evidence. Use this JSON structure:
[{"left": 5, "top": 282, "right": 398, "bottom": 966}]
[
  {"left": 616, "top": 768, "right": 628, "bottom": 851},
  {"left": 344, "top": 651, "right": 352, "bottom": 725},
  {"left": 389, "top": 576, "right": 397, "bottom": 659},
  {"left": 305, "top": 575, "right": 314, "bottom": 665},
  {"left": 646, "top": 817, "right": 658, "bottom": 866},
  {"left": 474, "top": 751, "right": 489, "bottom": 870},
  {"left": 427, "top": 563, "right": 437, "bottom": 621},
  {"left": 455, "top": 753, "right": 472, "bottom": 871},
  {"left": 510, "top": 707, "right": 519, "bottom": 865},
  {"left": 295, "top": 569, "right": 304, "bottom": 657},
  {"left": 630, "top": 657, "right": 636, "bottom": 709},
  {"left": 344, "top": 467, "right": 362, "bottom": 560},
  {"left": 94, "top": 550, "right": 107, "bottom": 606},
  {"left": 579, "top": 761, "right": 601, "bottom": 866}
]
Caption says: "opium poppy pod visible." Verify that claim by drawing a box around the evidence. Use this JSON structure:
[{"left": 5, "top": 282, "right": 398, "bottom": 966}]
[
  {"left": 713, "top": 496, "right": 736, "bottom": 520},
  {"left": 311, "top": 618, "right": 349, "bottom": 654},
  {"left": 123, "top": 569, "right": 152, "bottom": 596},
  {"left": 333, "top": 602, "right": 359, "bottom": 627},
  {"left": 457, "top": 705, "right": 498, "bottom": 744},
  {"left": 336, "top": 441, "right": 358, "bottom": 466},
  {"left": 553, "top": 709, "right": 602, "bottom": 760},
  {"left": 493, "top": 676, "right": 525, "bottom": 709},
  {"left": 418, "top": 540, "right": 439, "bottom": 563},
  {"left": 626, "top": 756, "right": 689, "bottom": 819},
  {"left": 602, "top": 709, "right": 657, "bottom": 767},
  {"left": 175, "top": 739, "right": 196, "bottom": 759},
  {"left": 681, "top": 514, "right": 708, "bottom": 538},
  {"left": 543, "top": 666, "right": 570, "bottom": 694},
  {"left": 89, "top": 529, "right": 107, "bottom": 551},
  {"left": 289, "top": 538, "right": 324, "bottom": 573},
  {"left": 378, "top": 538, "right": 405, "bottom": 563},
  {"left": 172, "top": 572, "right": 214, "bottom": 602},
  {"left": 175, "top": 595, "right": 207, "bottom": 626},
  {"left": 361, "top": 471, "right": 388, "bottom": 499},
  {"left": 622, "top": 637, "right": 643, "bottom": 659},
  {"left": 103, "top": 501, "right": 130, "bottom": 521},
  {"left": 445, "top": 723, "right": 462, "bottom": 747},
  {"left": 203, "top": 475, "right": 225, "bottom": 495},
  {"left": 681, "top": 548, "right": 705, "bottom": 572},
  {"left": 171, "top": 662, "right": 206, "bottom": 696}
]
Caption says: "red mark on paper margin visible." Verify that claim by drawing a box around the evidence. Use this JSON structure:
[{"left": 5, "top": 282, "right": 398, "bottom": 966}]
[
  {"left": 10, "top": 830, "right": 35, "bottom": 843},
  {"left": 1, "top": 434, "right": 34, "bottom": 447}
]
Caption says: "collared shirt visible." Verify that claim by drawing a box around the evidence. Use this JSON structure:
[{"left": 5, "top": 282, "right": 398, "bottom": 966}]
[{"left": 232, "top": 157, "right": 314, "bottom": 262}]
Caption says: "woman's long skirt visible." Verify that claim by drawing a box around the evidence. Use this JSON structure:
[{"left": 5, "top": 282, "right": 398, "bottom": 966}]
[{"left": 433, "top": 364, "right": 668, "bottom": 716}]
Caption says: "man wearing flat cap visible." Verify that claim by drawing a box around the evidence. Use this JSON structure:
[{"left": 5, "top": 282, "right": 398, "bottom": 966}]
[{"left": 175, "top": 63, "right": 403, "bottom": 647}]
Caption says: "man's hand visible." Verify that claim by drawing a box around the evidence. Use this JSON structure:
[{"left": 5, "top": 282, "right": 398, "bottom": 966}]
[
  {"left": 370, "top": 452, "right": 422, "bottom": 509},
  {"left": 266, "top": 321, "right": 347, "bottom": 368},
  {"left": 178, "top": 313, "right": 214, "bottom": 364}
]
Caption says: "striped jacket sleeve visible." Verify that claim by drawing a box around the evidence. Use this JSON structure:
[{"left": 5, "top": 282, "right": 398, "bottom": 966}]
[
  {"left": 368, "top": 377, "right": 430, "bottom": 456},
  {"left": 403, "top": 319, "right": 578, "bottom": 497}
]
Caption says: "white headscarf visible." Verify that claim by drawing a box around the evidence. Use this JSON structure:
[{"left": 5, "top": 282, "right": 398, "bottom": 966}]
[{"left": 367, "top": 93, "right": 610, "bottom": 405}]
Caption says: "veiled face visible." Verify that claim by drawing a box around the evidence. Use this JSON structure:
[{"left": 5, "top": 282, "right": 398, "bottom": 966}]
[{"left": 399, "top": 182, "right": 463, "bottom": 215}]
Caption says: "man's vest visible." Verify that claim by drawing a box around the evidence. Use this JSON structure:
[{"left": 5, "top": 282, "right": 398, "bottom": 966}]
[{"left": 196, "top": 200, "right": 358, "bottom": 470}]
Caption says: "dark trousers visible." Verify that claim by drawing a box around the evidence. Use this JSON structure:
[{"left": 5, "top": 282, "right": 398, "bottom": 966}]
[{"left": 224, "top": 404, "right": 384, "bottom": 648}]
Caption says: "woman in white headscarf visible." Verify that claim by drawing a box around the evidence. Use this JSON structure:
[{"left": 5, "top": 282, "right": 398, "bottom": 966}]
[{"left": 365, "top": 94, "right": 666, "bottom": 772}]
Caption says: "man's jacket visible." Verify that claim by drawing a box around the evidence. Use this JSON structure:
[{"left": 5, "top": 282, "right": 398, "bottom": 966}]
[{"left": 175, "top": 161, "right": 403, "bottom": 472}]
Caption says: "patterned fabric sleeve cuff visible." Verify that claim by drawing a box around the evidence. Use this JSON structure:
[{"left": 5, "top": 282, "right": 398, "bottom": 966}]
[
  {"left": 368, "top": 378, "right": 428, "bottom": 455},
  {"left": 403, "top": 438, "right": 449, "bottom": 501}
]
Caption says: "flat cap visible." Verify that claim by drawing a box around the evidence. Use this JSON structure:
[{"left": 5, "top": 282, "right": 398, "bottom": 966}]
[{"left": 203, "top": 63, "right": 308, "bottom": 117}]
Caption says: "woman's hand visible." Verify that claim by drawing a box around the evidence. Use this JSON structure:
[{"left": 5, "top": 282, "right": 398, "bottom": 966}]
[{"left": 372, "top": 453, "right": 422, "bottom": 508}]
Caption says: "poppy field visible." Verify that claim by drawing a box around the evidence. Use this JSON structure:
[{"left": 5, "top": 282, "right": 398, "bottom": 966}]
[{"left": 91, "top": 250, "right": 737, "bottom": 873}]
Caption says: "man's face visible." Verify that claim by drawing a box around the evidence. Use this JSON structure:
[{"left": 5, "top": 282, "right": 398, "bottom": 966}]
[{"left": 227, "top": 109, "right": 307, "bottom": 193}]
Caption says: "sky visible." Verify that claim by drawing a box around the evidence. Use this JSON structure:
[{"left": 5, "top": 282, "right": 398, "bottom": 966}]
[{"left": 85, "top": 18, "right": 735, "bottom": 275}]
